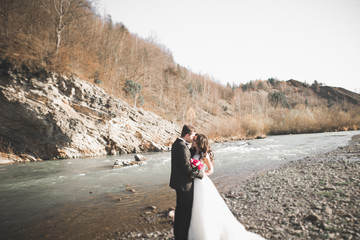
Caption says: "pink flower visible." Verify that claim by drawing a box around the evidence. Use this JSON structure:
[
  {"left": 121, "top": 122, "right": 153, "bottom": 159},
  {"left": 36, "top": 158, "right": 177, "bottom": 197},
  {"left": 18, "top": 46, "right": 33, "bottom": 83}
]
[{"left": 190, "top": 158, "right": 203, "bottom": 170}]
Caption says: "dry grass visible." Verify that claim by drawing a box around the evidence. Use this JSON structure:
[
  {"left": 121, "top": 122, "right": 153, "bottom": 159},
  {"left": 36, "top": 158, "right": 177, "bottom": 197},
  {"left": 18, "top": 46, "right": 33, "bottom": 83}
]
[
  {"left": 205, "top": 114, "right": 271, "bottom": 140},
  {"left": 268, "top": 106, "right": 360, "bottom": 135},
  {"left": 205, "top": 105, "right": 360, "bottom": 140},
  {"left": 0, "top": 139, "right": 15, "bottom": 155}
]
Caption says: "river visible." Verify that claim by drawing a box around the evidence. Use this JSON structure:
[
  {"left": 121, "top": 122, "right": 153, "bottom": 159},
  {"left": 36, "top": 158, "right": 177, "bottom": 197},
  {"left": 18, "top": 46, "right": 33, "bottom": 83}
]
[{"left": 0, "top": 131, "right": 358, "bottom": 239}]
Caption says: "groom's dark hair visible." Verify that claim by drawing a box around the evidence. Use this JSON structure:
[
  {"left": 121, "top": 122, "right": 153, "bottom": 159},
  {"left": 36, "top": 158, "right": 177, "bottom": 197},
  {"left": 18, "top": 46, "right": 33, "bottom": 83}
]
[{"left": 181, "top": 125, "right": 195, "bottom": 137}]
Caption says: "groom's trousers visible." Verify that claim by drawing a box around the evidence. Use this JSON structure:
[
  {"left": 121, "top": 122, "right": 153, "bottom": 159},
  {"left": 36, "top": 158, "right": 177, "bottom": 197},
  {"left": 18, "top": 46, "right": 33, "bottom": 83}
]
[{"left": 174, "top": 184, "right": 194, "bottom": 240}]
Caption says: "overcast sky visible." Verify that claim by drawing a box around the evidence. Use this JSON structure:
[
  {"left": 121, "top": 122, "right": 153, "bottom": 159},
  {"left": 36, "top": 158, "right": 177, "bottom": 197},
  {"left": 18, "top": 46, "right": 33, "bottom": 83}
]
[{"left": 97, "top": 0, "right": 360, "bottom": 92}]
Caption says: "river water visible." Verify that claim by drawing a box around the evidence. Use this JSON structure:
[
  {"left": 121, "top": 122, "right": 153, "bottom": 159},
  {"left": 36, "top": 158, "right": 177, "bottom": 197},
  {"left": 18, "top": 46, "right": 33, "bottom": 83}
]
[{"left": 0, "top": 131, "right": 358, "bottom": 239}]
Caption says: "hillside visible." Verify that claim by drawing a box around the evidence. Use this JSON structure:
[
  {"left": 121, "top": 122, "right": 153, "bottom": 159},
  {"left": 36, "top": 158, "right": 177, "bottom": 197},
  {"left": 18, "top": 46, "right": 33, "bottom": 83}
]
[
  {"left": 0, "top": 0, "right": 360, "bottom": 162},
  {"left": 287, "top": 79, "right": 360, "bottom": 106},
  {"left": 0, "top": 61, "right": 179, "bottom": 163},
  {"left": 1, "top": 59, "right": 359, "bottom": 163}
]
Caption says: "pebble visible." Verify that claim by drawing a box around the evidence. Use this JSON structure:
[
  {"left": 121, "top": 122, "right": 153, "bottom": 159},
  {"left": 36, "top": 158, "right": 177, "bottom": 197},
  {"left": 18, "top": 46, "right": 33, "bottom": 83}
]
[
  {"left": 113, "top": 134, "right": 360, "bottom": 239},
  {"left": 168, "top": 210, "right": 175, "bottom": 219},
  {"left": 324, "top": 206, "right": 332, "bottom": 215}
]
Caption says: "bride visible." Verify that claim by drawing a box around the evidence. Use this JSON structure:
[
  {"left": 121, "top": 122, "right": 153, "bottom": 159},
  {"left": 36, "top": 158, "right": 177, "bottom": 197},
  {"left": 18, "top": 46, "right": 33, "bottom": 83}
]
[{"left": 188, "top": 134, "right": 266, "bottom": 240}]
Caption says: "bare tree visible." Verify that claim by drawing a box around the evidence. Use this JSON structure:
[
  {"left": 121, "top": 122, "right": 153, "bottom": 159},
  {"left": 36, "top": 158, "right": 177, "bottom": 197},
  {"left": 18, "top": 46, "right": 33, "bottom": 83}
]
[{"left": 40, "top": 0, "right": 90, "bottom": 55}]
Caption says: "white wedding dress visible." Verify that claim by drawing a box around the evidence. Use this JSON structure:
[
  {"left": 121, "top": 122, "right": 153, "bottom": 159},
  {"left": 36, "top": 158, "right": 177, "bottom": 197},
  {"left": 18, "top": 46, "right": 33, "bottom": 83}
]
[{"left": 188, "top": 153, "right": 266, "bottom": 240}]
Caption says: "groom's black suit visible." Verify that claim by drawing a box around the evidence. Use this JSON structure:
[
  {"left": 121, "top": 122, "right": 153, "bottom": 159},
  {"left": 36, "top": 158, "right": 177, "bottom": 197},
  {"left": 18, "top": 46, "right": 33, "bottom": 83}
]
[{"left": 170, "top": 138, "right": 204, "bottom": 240}]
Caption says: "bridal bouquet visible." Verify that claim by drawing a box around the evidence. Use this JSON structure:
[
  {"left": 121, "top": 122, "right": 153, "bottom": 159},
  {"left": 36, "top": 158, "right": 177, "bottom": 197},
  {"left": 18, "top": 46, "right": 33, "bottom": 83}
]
[{"left": 190, "top": 158, "right": 203, "bottom": 170}]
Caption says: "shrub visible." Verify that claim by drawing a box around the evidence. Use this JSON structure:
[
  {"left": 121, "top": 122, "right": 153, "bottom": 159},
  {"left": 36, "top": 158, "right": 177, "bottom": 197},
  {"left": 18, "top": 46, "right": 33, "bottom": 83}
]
[
  {"left": 123, "top": 80, "right": 142, "bottom": 107},
  {"left": 241, "top": 83, "right": 249, "bottom": 92},
  {"left": 268, "top": 91, "right": 290, "bottom": 108},
  {"left": 258, "top": 81, "right": 264, "bottom": 89},
  {"left": 327, "top": 99, "right": 334, "bottom": 108},
  {"left": 94, "top": 71, "right": 102, "bottom": 84},
  {"left": 267, "top": 77, "right": 276, "bottom": 85},
  {"left": 187, "top": 83, "right": 194, "bottom": 98}
]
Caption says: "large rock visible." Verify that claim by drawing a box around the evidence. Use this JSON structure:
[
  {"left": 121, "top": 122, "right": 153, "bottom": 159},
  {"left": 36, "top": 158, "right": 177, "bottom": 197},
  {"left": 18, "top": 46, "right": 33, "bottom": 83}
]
[
  {"left": 113, "top": 159, "right": 142, "bottom": 168},
  {"left": 134, "top": 154, "right": 147, "bottom": 162},
  {"left": 0, "top": 63, "right": 179, "bottom": 162}
]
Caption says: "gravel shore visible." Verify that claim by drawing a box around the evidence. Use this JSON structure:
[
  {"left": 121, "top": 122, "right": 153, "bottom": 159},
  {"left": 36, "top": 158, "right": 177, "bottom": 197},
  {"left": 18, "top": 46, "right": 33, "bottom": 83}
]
[{"left": 112, "top": 134, "right": 360, "bottom": 240}]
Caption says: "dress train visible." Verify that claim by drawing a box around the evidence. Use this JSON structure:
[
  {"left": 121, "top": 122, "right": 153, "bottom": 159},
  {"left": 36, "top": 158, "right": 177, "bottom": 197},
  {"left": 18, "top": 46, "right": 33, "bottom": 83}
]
[{"left": 188, "top": 176, "right": 266, "bottom": 240}]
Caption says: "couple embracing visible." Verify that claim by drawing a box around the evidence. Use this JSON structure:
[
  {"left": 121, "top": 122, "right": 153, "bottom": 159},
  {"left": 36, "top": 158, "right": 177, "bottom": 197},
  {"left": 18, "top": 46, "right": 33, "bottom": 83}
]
[{"left": 170, "top": 125, "right": 266, "bottom": 240}]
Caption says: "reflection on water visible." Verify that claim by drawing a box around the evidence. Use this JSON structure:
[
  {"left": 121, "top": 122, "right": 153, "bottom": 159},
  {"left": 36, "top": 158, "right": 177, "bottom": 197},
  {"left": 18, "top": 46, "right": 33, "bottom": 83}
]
[{"left": 0, "top": 131, "right": 358, "bottom": 239}]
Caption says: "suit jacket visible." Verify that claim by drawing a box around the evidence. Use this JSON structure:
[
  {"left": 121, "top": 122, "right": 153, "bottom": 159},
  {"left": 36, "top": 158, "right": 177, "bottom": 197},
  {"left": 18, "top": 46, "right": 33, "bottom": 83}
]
[{"left": 169, "top": 138, "right": 204, "bottom": 191}]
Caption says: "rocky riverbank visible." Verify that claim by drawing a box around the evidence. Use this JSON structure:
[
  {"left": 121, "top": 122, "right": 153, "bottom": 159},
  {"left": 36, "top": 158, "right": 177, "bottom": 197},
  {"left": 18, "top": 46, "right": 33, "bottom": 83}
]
[{"left": 111, "top": 134, "right": 360, "bottom": 240}]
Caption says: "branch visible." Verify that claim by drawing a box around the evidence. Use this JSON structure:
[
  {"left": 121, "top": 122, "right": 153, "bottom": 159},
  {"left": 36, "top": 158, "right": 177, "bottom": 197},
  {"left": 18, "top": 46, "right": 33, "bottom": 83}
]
[
  {"left": 40, "top": 0, "right": 58, "bottom": 25},
  {"left": 53, "top": 0, "right": 61, "bottom": 16},
  {"left": 62, "top": 0, "right": 72, "bottom": 15},
  {"left": 62, "top": 0, "right": 91, "bottom": 27}
]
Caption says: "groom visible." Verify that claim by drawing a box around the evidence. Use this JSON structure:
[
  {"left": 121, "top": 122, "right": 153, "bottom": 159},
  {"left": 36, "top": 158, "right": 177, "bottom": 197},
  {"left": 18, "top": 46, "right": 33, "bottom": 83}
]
[{"left": 170, "top": 125, "right": 204, "bottom": 240}]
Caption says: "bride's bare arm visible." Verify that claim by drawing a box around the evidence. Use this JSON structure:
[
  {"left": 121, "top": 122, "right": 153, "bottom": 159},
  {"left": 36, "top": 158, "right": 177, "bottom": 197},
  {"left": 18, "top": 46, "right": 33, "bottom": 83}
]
[{"left": 202, "top": 154, "right": 214, "bottom": 175}]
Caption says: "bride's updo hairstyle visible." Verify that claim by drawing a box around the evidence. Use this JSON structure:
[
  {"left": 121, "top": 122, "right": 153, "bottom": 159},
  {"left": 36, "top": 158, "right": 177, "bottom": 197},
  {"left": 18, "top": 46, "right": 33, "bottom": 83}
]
[{"left": 195, "top": 134, "right": 214, "bottom": 162}]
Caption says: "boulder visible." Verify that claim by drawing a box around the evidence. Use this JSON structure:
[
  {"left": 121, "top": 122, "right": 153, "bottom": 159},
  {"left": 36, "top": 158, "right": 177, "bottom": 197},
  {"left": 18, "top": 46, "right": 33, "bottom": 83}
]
[
  {"left": 134, "top": 154, "right": 147, "bottom": 162},
  {"left": 113, "top": 159, "right": 143, "bottom": 169}
]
